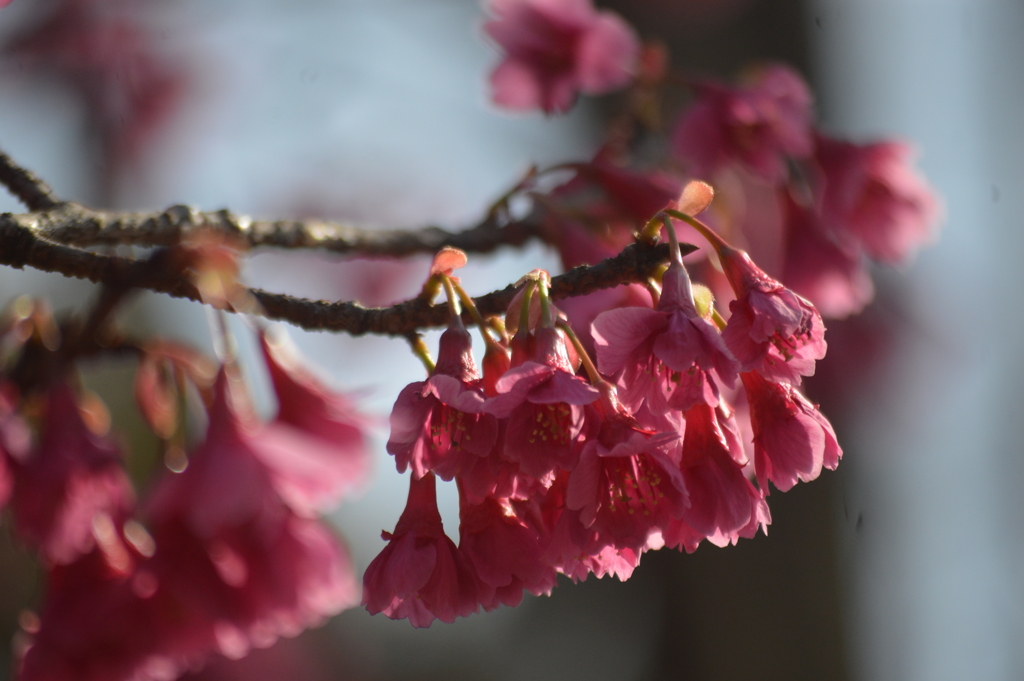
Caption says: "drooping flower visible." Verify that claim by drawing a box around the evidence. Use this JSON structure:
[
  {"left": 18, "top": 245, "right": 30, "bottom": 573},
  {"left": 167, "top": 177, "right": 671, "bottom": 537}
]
[
  {"left": 671, "top": 64, "right": 814, "bottom": 182},
  {"left": 718, "top": 245, "right": 826, "bottom": 384},
  {"left": 542, "top": 472, "right": 644, "bottom": 582},
  {"left": 11, "top": 383, "right": 134, "bottom": 565},
  {"left": 672, "top": 216, "right": 830, "bottom": 385},
  {"left": 741, "top": 371, "right": 841, "bottom": 493},
  {"left": 672, "top": 403, "right": 768, "bottom": 547},
  {"left": 457, "top": 490, "right": 557, "bottom": 610},
  {"left": 564, "top": 392, "right": 687, "bottom": 553},
  {"left": 363, "top": 473, "right": 480, "bottom": 627},
  {"left": 387, "top": 317, "right": 499, "bottom": 481},
  {"left": 146, "top": 368, "right": 359, "bottom": 660},
  {"left": 815, "top": 133, "right": 940, "bottom": 265},
  {"left": 486, "top": 327, "right": 601, "bottom": 477},
  {"left": 782, "top": 194, "right": 875, "bottom": 319},
  {"left": 254, "top": 329, "right": 373, "bottom": 516},
  {"left": 592, "top": 217, "right": 739, "bottom": 412},
  {"left": 18, "top": 520, "right": 189, "bottom": 681},
  {"left": 0, "top": 385, "right": 30, "bottom": 511},
  {"left": 484, "top": 0, "right": 640, "bottom": 114}
]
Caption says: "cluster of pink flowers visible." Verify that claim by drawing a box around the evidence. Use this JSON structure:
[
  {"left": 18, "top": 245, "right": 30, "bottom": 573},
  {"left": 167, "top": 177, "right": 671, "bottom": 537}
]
[
  {"left": 365, "top": 196, "right": 842, "bottom": 626},
  {"left": 0, "top": 302, "right": 371, "bottom": 680},
  {"left": 670, "top": 64, "right": 940, "bottom": 318},
  {"left": 483, "top": 0, "right": 939, "bottom": 319}
]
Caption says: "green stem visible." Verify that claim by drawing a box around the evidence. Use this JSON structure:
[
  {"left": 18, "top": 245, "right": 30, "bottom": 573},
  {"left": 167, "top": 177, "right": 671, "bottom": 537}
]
[
  {"left": 556, "top": 319, "right": 602, "bottom": 385},
  {"left": 454, "top": 280, "right": 500, "bottom": 351},
  {"left": 645, "top": 278, "right": 662, "bottom": 307},
  {"left": 518, "top": 281, "right": 536, "bottom": 334},
  {"left": 711, "top": 308, "right": 727, "bottom": 331},
  {"left": 406, "top": 333, "right": 435, "bottom": 374},
  {"left": 660, "top": 215, "right": 683, "bottom": 265},
  {"left": 537, "top": 277, "right": 553, "bottom": 328},
  {"left": 487, "top": 315, "right": 509, "bottom": 344},
  {"left": 663, "top": 209, "right": 730, "bottom": 255},
  {"left": 639, "top": 214, "right": 664, "bottom": 244},
  {"left": 441, "top": 274, "right": 461, "bottom": 318}
]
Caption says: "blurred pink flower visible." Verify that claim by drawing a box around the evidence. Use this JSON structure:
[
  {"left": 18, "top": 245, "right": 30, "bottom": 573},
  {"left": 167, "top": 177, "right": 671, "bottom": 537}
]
[
  {"left": 12, "top": 384, "right": 134, "bottom": 565},
  {"left": 19, "top": 525, "right": 184, "bottom": 681},
  {"left": 672, "top": 64, "right": 813, "bottom": 182},
  {"left": 0, "top": 385, "right": 30, "bottom": 510},
  {"left": 5, "top": 0, "right": 187, "bottom": 170},
  {"left": 782, "top": 195, "right": 875, "bottom": 319},
  {"left": 484, "top": 0, "right": 639, "bottom": 114},
  {"left": 815, "top": 134, "right": 940, "bottom": 265},
  {"left": 146, "top": 369, "right": 359, "bottom": 661},
  {"left": 255, "top": 330, "right": 373, "bottom": 516}
]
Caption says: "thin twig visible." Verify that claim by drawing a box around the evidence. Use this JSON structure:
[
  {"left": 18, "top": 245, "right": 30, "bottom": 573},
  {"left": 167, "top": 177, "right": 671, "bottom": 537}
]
[{"left": 0, "top": 149, "right": 64, "bottom": 212}]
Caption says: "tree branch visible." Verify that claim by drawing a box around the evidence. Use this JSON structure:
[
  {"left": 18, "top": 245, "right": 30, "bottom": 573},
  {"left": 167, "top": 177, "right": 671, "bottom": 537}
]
[
  {"left": 14, "top": 201, "right": 546, "bottom": 257},
  {"left": 0, "top": 149, "right": 64, "bottom": 212},
  {"left": 0, "top": 214, "right": 693, "bottom": 337},
  {"left": 1, "top": 147, "right": 545, "bottom": 257}
]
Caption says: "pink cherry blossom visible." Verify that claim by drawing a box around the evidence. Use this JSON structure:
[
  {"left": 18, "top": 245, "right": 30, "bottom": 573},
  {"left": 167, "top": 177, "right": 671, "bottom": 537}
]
[
  {"left": 564, "top": 401, "right": 687, "bottom": 553},
  {"left": 716, "top": 244, "right": 826, "bottom": 384},
  {"left": 363, "top": 473, "right": 479, "bottom": 627},
  {"left": 591, "top": 262, "right": 739, "bottom": 412},
  {"left": 455, "top": 418, "right": 553, "bottom": 505},
  {"left": 458, "top": 493, "right": 557, "bottom": 610},
  {"left": 484, "top": 0, "right": 640, "bottom": 114},
  {"left": 654, "top": 263, "right": 741, "bottom": 386},
  {"left": 591, "top": 305, "right": 671, "bottom": 413},
  {"left": 519, "top": 470, "right": 650, "bottom": 582},
  {"left": 556, "top": 541, "right": 642, "bottom": 582},
  {"left": 671, "top": 64, "right": 814, "bottom": 182},
  {"left": 0, "top": 385, "right": 30, "bottom": 510},
  {"left": 741, "top": 371, "right": 841, "bottom": 493},
  {"left": 146, "top": 369, "right": 359, "bottom": 660},
  {"left": 674, "top": 404, "right": 768, "bottom": 546},
  {"left": 486, "top": 362, "right": 600, "bottom": 477},
  {"left": 563, "top": 158, "right": 682, "bottom": 232},
  {"left": 782, "top": 194, "right": 875, "bottom": 318},
  {"left": 815, "top": 133, "right": 940, "bottom": 265},
  {"left": 252, "top": 330, "right": 373, "bottom": 516},
  {"left": 18, "top": 525, "right": 188, "bottom": 681},
  {"left": 12, "top": 384, "right": 134, "bottom": 565},
  {"left": 388, "top": 318, "right": 499, "bottom": 480}
]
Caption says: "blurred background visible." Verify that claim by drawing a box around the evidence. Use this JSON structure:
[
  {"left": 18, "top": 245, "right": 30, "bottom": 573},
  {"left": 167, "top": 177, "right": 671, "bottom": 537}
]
[{"left": 1, "top": 0, "right": 1022, "bottom": 679}]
